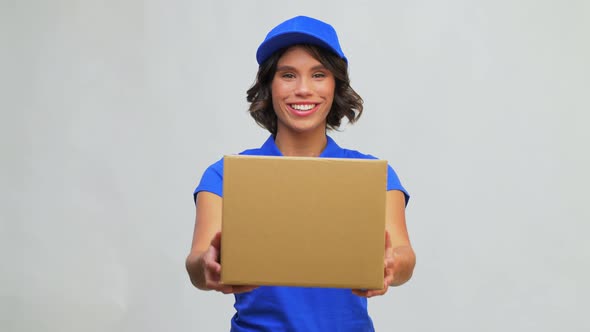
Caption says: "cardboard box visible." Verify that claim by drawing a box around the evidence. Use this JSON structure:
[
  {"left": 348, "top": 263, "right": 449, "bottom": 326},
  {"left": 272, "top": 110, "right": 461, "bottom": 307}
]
[{"left": 221, "top": 155, "right": 387, "bottom": 289}]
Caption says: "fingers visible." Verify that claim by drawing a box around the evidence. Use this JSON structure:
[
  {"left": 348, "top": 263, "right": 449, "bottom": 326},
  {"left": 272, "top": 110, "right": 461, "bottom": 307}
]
[
  {"left": 203, "top": 233, "right": 257, "bottom": 294},
  {"left": 384, "top": 255, "right": 394, "bottom": 284},
  {"left": 207, "top": 282, "right": 234, "bottom": 294},
  {"left": 203, "top": 234, "right": 228, "bottom": 292},
  {"left": 204, "top": 269, "right": 257, "bottom": 294},
  {"left": 204, "top": 253, "right": 221, "bottom": 274},
  {"left": 384, "top": 230, "right": 395, "bottom": 287},
  {"left": 206, "top": 283, "right": 258, "bottom": 294},
  {"left": 352, "top": 235, "right": 396, "bottom": 298},
  {"left": 352, "top": 283, "right": 389, "bottom": 298},
  {"left": 231, "top": 285, "right": 259, "bottom": 294},
  {"left": 203, "top": 232, "right": 222, "bottom": 284},
  {"left": 203, "top": 261, "right": 241, "bottom": 294},
  {"left": 351, "top": 289, "right": 366, "bottom": 297}
]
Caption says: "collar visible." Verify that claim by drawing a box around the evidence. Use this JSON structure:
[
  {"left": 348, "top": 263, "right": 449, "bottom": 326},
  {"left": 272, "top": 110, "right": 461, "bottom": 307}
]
[{"left": 259, "top": 135, "right": 342, "bottom": 158}]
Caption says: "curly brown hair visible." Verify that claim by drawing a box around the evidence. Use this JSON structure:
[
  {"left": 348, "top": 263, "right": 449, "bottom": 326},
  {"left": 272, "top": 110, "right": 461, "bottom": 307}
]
[{"left": 246, "top": 44, "right": 363, "bottom": 136}]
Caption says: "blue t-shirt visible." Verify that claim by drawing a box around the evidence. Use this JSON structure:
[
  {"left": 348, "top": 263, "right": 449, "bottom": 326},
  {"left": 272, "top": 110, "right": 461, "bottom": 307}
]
[{"left": 194, "top": 135, "right": 409, "bottom": 332}]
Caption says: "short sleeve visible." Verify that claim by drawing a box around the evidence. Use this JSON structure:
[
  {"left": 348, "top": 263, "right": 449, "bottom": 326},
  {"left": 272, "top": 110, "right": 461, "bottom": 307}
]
[
  {"left": 193, "top": 158, "right": 224, "bottom": 201},
  {"left": 387, "top": 165, "right": 410, "bottom": 206}
]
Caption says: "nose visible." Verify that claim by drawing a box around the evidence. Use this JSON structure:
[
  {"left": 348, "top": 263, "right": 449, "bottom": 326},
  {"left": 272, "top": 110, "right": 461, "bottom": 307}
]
[{"left": 294, "top": 77, "right": 312, "bottom": 97}]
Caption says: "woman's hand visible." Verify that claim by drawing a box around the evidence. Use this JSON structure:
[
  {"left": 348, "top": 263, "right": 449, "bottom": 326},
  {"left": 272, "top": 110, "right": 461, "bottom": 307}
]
[
  {"left": 352, "top": 230, "right": 395, "bottom": 298},
  {"left": 353, "top": 190, "right": 416, "bottom": 297},
  {"left": 200, "top": 232, "right": 258, "bottom": 294},
  {"left": 187, "top": 192, "right": 258, "bottom": 294}
]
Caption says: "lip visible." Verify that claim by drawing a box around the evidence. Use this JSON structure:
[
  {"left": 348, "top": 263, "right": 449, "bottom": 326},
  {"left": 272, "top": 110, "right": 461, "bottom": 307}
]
[{"left": 287, "top": 102, "right": 319, "bottom": 117}]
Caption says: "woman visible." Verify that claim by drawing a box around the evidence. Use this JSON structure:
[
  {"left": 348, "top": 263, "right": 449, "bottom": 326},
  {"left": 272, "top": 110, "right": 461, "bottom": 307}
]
[{"left": 186, "top": 16, "right": 416, "bottom": 331}]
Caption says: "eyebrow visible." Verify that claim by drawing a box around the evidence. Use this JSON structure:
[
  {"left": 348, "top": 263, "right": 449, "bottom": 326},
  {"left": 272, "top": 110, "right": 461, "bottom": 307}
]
[{"left": 276, "top": 65, "right": 327, "bottom": 72}]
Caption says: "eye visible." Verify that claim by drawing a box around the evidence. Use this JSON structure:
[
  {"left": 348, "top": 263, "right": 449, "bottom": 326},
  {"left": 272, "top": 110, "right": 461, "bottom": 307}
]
[
  {"left": 312, "top": 72, "right": 327, "bottom": 79},
  {"left": 281, "top": 72, "right": 295, "bottom": 79}
]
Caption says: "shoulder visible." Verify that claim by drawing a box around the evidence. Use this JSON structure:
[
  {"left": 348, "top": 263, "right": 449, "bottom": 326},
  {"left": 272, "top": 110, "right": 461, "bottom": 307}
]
[
  {"left": 336, "top": 144, "right": 410, "bottom": 205},
  {"left": 326, "top": 136, "right": 379, "bottom": 160},
  {"left": 194, "top": 146, "right": 266, "bottom": 199},
  {"left": 339, "top": 147, "right": 380, "bottom": 160},
  {"left": 203, "top": 145, "right": 267, "bottom": 174},
  {"left": 194, "top": 157, "right": 224, "bottom": 198},
  {"left": 239, "top": 147, "right": 266, "bottom": 156}
]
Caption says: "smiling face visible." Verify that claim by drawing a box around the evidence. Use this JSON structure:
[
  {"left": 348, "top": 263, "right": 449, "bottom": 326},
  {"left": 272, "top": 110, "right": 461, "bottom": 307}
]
[{"left": 271, "top": 45, "right": 336, "bottom": 137}]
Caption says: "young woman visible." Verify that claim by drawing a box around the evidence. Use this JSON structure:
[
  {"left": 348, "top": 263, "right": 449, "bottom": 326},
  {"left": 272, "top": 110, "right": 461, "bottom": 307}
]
[{"left": 186, "top": 16, "right": 416, "bottom": 332}]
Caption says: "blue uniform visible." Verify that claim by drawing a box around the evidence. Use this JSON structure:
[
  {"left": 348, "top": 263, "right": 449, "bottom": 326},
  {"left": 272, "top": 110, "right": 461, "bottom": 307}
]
[{"left": 194, "top": 135, "right": 409, "bottom": 332}]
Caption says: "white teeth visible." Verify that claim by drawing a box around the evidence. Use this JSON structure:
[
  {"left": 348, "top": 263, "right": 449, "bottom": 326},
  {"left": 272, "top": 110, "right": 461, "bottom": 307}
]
[{"left": 291, "top": 104, "right": 315, "bottom": 111}]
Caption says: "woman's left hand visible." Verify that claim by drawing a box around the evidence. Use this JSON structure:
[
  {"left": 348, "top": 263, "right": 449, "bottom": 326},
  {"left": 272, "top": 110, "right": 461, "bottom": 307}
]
[{"left": 352, "top": 230, "right": 395, "bottom": 298}]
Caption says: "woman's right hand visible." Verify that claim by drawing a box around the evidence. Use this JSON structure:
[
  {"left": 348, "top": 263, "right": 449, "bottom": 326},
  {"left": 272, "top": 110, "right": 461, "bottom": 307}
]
[{"left": 201, "top": 231, "right": 258, "bottom": 294}]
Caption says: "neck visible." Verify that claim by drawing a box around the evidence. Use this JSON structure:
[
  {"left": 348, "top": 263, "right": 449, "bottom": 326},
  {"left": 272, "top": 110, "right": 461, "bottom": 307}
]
[{"left": 274, "top": 129, "right": 327, "bottom": 157}]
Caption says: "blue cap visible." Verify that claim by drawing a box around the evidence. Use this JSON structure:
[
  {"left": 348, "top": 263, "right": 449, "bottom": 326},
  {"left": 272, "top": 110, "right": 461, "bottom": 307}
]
[{"left": 256, "top": 16, "right": 347, "bottom": 65}]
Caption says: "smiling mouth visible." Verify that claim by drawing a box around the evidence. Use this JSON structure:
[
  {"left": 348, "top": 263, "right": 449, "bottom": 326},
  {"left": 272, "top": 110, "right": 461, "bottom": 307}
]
[{"left": 289, "top": 104, "right": 317, "bottom": 111}]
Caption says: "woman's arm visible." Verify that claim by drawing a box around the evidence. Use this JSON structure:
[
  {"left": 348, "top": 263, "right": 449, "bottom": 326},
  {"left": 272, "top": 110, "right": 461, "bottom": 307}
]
[
  {"left": 185, "top": 191, "right": 256, "bottom": 293},
  {"left": 385, "top": 189, "right": 416, "bottom": 286},
  {"left": 353, "top": 190, "right": 416, "bottom": 297}
]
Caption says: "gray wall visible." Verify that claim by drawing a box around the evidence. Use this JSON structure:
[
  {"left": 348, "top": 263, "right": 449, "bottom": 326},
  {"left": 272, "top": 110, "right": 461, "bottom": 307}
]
[{"left": 2, "top": 0, "right": 589, "bottom": 331}]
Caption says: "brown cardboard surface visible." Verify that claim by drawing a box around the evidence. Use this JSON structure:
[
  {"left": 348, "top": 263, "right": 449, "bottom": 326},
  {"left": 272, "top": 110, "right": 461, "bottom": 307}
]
[{"left": 221, "top": 155, "right": 387, "bottom": 289}]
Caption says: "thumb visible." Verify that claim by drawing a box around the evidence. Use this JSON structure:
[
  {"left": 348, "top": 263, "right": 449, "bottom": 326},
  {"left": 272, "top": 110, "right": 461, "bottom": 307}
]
[
  {"left": 210, "top": 231, "right": 222, "bottom": 250},
  {"left": 385, "top": 230, "right": 392, "bottom": 251}
]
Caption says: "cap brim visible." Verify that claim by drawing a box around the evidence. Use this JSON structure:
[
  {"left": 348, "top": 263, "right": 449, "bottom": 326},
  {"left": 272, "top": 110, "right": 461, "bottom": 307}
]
[{"left": 256, "top": 32, "right": 346, "bottom": 64}]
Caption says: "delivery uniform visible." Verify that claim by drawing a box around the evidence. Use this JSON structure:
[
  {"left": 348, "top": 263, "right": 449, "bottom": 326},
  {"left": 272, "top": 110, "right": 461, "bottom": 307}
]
[{"left": 194, "top": 135, "right": 409, "bottom": 332}]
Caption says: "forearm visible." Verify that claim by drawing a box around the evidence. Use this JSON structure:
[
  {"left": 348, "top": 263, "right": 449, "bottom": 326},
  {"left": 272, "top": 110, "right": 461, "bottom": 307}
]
[
  {"left": 185, "top": 252, "right": 209, "bottom": 290},
  {"left": 390, "top": 245, "right": 416, "bottom": 286}
]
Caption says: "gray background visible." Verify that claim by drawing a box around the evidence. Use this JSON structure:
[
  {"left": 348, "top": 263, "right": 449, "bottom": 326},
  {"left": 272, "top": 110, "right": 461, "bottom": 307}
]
[{"left": 2, "top": 0, "right": 589, "bottom": 331}]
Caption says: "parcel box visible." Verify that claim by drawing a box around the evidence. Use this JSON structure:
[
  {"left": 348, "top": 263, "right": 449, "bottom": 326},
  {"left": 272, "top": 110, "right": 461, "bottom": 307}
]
[{"left": 221, "top": 155, "right": 387, "bottom": 289}]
